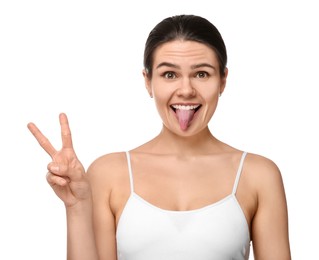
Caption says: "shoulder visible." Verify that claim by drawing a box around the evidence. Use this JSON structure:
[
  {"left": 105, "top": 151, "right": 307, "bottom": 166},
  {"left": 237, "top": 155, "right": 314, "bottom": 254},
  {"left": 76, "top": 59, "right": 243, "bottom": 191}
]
[
  {"left": 245, "top": 152, "right": 280, "bottom": 175},
  {"left": 87, "top": 152, "right": 128, "bottom": 172},
  {"left": 244, "top": 153, "right": 291, "bottom": 258},
  {"left": 86, "top": 152, "right": 129, "bottom": 189},
  {"left": 244, "top": 152, "right": 285, "bottom": 198}
]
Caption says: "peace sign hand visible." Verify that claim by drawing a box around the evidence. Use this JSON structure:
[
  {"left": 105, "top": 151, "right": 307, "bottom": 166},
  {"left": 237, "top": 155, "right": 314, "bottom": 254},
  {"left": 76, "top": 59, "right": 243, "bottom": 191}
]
[{"left": 28, "top": 113, "right": 91, "bottom": 208}]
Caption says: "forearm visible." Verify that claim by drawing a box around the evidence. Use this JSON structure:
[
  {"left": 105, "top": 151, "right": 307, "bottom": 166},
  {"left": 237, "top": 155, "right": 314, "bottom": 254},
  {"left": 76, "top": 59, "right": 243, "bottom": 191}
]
[{"left": 66, "top": 199, "right": 99, "bottom": 260}]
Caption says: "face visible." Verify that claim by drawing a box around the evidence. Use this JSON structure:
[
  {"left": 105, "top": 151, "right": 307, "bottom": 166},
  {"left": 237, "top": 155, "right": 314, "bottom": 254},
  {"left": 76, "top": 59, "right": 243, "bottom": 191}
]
[{"left": 143, "top": 40, "right": 228, "bottom": 136}]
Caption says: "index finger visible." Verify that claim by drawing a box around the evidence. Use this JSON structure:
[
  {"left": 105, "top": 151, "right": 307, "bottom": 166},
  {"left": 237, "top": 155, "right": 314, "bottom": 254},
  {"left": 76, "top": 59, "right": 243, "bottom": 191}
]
[
  {"left": 59, "top": 113, "right": 73, "bottom": 149},
  {"left": 27, "top": 122, "right": 57, "bottom": 157}
]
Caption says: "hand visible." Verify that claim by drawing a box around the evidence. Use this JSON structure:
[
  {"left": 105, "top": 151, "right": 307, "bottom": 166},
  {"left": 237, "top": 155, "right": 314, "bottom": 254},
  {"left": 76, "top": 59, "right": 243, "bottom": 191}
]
[{"left": 27, "top": 113, "right": 91, "bottom": 208}]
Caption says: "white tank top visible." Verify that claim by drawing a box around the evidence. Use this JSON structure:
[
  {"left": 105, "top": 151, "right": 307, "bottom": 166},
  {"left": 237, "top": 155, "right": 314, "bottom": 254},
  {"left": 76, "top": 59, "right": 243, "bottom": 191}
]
[{"left": 116, "top": 151, "right": 251, "bottom": 260}]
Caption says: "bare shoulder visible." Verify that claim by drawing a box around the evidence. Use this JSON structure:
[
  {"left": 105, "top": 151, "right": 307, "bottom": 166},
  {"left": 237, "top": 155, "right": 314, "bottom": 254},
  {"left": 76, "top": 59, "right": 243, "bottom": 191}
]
[
  {"left": 86, "top": 152, "right": 128, "bottom": 189},
  {"left": 244, "top": 152, "right": 285, "bottom": 195},
  {"left": 244, "top": 154, "right": 291, "bottom": 258},
  {"left": 85, "top": 153, "right": 129, "bottom": 259},
  {"left": 245, "top": 153, "right": 281, "bottom": 173}
]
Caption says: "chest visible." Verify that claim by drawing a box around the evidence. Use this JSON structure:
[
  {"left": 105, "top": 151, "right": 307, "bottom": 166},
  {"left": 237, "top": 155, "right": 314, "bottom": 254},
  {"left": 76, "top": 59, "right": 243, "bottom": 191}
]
[
  {"left": 116, "top": 194, "right": 251, "bottom": 260},
  {"left": 137, "top": 157, "right": 237, "bottom": 208},
  {"left": 112, "top": 152, "right": 256, "bottom": 232}
]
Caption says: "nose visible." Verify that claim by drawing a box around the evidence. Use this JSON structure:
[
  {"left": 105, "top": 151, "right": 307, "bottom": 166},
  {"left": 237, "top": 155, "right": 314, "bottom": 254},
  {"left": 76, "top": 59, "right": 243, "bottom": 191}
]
[{"left": 176, "top": 78, "right": 196, "bottom": 98}]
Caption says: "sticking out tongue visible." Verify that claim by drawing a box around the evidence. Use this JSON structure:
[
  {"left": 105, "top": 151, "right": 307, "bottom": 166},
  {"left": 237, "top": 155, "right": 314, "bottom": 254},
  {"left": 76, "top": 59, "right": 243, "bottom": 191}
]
[{"left": 176, "top": 109, "right": 195, "bottom": 131}]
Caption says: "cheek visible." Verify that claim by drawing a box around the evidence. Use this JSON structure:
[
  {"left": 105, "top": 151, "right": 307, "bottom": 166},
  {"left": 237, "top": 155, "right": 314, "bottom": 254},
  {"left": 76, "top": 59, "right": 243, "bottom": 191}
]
[
  {"left": 152, "top": 84, "right": 172, "bottom": 105},
  {"left": 199, "top": 86, "right": 219, "bottom": 101},
  {"left": 152, "top": 88, "right": 174, "bottom": 120},
  {"left": 153, "top": 93, "right": 170, "bottom": 115}
]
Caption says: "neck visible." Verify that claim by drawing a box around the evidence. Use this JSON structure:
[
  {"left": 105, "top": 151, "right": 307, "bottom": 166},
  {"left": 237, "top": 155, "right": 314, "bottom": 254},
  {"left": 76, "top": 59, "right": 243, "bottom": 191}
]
[{"left": 148, "top": 125, "right": 223, "bottom": 156}]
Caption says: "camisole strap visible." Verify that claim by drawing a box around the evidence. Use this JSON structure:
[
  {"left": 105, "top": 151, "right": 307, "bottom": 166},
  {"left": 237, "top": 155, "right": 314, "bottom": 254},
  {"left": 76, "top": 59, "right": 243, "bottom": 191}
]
[
  {"left": 232, "top": 151, "right": 248, "bottom": 195},
  {"left": 125, "top": 151, "right": 134, "bottom": 193}
]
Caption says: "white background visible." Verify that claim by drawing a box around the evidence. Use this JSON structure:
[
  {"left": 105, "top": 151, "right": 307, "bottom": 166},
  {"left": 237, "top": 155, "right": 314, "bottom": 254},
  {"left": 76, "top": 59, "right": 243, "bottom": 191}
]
[{"left": 1, "top": 0, "right": 318, "bottom": 259}]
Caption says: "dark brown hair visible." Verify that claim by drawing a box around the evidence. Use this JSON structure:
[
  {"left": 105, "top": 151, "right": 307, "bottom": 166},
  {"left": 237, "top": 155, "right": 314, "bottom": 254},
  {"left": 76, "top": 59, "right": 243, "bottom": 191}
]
[{"left": 143, "top": 14, "right": 227, "bottom": 79}]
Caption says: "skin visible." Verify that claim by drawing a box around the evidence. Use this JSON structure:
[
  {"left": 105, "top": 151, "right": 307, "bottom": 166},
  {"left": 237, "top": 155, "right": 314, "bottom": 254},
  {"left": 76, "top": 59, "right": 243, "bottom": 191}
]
[{"left": 28, "top": 40, "right": 291, "bottom": 260}]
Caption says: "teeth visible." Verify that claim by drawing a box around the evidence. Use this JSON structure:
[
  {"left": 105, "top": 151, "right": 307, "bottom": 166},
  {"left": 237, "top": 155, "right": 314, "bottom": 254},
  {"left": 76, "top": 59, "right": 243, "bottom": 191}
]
[{"left": 171, "top": 104, "right": 200, "bottom": 110}]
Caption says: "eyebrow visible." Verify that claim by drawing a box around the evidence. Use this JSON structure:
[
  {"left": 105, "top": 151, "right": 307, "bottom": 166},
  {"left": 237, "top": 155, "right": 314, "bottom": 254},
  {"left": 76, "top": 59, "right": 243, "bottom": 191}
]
[
  {"left": 191, "top": 63, "right": 216, "bottom": 70},
  {"left": 156, "top": 62, "right": 180, "bottom": 69},
  {"left": 155, "top": 62, "right": 216, "bottom": 70}
]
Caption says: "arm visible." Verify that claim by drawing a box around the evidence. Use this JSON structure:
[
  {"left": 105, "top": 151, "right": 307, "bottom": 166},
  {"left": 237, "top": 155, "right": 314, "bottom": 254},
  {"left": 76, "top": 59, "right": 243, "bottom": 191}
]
[
  {"left": 66, "top": 198, "right": 99, "bottom": 260},
  {"left": 251, "top": 157, "right": 291, "bottom": 260},
  {"left": 86, "top": 156, "right": 118, "bottom": 260},
  {"left": 28, "top": 113, "right": 99, "bottom": 260}
]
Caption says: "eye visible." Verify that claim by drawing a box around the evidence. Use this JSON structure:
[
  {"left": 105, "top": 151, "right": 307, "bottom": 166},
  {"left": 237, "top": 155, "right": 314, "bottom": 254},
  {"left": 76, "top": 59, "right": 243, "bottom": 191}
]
[
  {"left": 163, "top": 71, "right": 177, "bottom": 79},
  {"left": 196, "top": 71, "right": 209, "bottom": 78}
]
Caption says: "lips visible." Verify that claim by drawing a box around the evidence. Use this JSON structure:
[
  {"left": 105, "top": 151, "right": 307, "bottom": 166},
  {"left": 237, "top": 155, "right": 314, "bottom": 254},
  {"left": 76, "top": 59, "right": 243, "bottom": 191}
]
[{"left": 170, "top": 104, "right": 202, "bottom": 131}]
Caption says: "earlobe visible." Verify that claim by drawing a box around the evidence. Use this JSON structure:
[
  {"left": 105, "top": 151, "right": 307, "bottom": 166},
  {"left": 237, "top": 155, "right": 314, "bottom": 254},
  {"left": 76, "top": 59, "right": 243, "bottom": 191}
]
[{"left": 142, "top": 69, "right": 153, "bottom": 98}]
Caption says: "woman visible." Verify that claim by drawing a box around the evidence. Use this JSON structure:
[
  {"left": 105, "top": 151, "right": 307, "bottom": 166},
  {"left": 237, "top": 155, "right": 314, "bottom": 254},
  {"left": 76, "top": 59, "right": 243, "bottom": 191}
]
[{"left": 28, "top": 15, "right": 291, "bottom": 260}]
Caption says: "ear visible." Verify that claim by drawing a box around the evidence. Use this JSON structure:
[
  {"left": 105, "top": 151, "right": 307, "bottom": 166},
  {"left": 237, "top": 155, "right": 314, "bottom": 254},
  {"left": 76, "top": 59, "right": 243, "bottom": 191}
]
[
  {"left": 219, "top": 68, "right": 228, "bottom": 95},
  {"left": 143, "top": 69, "right": 153, "bottom": 98}
]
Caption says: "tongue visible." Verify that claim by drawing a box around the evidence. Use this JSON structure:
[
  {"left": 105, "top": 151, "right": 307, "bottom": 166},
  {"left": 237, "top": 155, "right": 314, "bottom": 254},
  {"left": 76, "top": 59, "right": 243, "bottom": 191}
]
[{"left": 176, "top": 109, "right": 195, "bottom": 131}]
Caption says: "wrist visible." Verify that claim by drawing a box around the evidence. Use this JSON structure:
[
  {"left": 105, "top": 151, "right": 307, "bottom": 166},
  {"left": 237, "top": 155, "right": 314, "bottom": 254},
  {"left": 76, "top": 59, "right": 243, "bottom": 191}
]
[{"left": 65, "top": 198, "right": 93, "bottom": 217}]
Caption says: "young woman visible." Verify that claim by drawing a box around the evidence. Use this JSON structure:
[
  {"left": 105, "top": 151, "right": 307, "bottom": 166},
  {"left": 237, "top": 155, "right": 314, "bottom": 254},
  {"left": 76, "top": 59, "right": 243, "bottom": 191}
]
[{"left": 28, "top": 14, "right": 291, "bottom": 260}]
